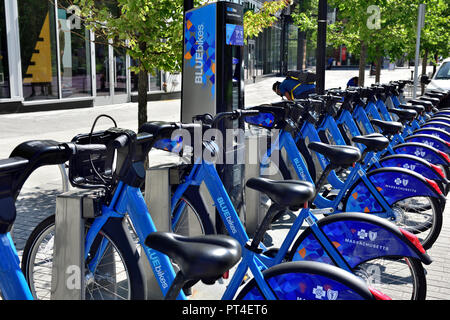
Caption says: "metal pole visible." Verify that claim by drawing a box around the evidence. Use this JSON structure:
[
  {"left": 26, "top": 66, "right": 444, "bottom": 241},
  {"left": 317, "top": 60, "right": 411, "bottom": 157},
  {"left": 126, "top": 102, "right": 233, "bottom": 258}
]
[
  {"left": 181, "top": 0, "right": 194, "bottom": 120},
  {"left": 413, "top": 4, "right": 426, "bottom": 99},
  {"left": 316, "top": 0, "right": 327, "bottom": 94}
]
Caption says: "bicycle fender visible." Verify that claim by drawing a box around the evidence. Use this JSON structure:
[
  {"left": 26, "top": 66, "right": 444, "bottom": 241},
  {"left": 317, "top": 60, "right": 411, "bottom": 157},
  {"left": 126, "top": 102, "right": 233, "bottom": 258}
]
[
  {"left": 393, "top": 142, "right": 450, "bottom": 167},
  {"left": 376, "top": 154, "right": 449, "bottom": 193},
  {"left": 238, "top": 260, "right": 375, "bottom": 300},
  {"left": 413, "top": 127, "right": 450, "bottom": 142},
  {"left": 421, "top": 121, "right": 450, "bottom": 134},
  {"left": 289, "top": 213, "right": 432, "bottom": 268},
  {"left": 404, "top": 134, "right": 450, "bottom": 154},
  {"left": 343, "top": 167, "right": 445, "bottom": 213},
  {"left": 432, "top": 111, "right": 450, "bottom": 118},
  {"left": 426, "top": 117, "right": 450, "bottom": 125}
]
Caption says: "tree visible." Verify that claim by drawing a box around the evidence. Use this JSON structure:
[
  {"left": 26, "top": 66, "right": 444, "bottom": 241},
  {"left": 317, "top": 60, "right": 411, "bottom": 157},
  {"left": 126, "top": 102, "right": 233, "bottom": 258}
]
[
  {"left": 71, "top": 0, "right": 185, "bottom": 128},
  {"left": 324, "top": 0, "right": 421, "bottom": 86},
  {"left": 244, "top": 0, "right": 291, "bottom": 40},
  {"left": 67, "top": 0, "right": 290, "bottom": 128}
]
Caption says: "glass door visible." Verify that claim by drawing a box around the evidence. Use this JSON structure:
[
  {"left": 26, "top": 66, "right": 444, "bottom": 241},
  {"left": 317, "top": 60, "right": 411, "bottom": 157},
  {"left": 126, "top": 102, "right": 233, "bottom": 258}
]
[{"left": 94, "top": 40, "right": 129, "bottom": 105}]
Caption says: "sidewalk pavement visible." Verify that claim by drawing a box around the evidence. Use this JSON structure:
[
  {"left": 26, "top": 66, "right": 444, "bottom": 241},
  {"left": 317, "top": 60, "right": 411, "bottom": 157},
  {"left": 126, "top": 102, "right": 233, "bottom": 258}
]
[{"left": 3, "top": 66, "right": 449, "bottom": 300}]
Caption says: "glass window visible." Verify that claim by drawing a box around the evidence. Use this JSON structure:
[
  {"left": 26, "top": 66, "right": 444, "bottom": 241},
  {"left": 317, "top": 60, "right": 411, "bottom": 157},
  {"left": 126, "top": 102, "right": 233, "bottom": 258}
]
[
  {"left": 18, "top": 0, "right": 59, "bottom": 101},
  {"left": 287, "top": 24, "right": 298, "bottom": 71},
  {"left": 57, "top": 1, "right": 92, "bottom": 98},
  {"left": 0, "top": 0, "right": 10, "bottom": 98},
  {"left": 95, "top": 41, "right": 110, "bottom": 96},
  {"left": 130, "top": 58, "right": 161, "bottom": 93},
  {"left": 113, "top": 46, "right": 127, "bottom": 94},
  {"left": 150, "top": 71, "right": 161, "bottom": 91},
  {"left": 130, "top": 58, "right": 139, "bottom": 92}
]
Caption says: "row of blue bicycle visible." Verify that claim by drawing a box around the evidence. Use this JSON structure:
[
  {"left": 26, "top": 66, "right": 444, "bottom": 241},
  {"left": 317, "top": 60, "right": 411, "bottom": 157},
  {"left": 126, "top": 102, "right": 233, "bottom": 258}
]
[{"left": 0, "top": 79, "right": 449, "bottom": 300}]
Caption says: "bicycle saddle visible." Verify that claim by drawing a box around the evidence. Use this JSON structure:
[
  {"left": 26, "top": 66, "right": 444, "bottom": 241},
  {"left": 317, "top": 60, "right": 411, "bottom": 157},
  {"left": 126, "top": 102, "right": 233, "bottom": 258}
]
[
  {"left": 388, "top": 108, "right": 417, "bottom": 123},
  {"left": 370, "top": 119, "right": 403, "bottom": 136},
  {"left": 308, "top": 142, "right": 361, "bottom": 167},
  {"left": 352, "top": 134, "right": 389, "bottom": 152},
  {"left": 420, "top": 96, "right": 441, "bottom": 106},
  {"left": 145, "top": 232, "right": 241, "bottom": 285},
  {"left": 399, "top": 104, "right": 425, "bottom": 115},
  {"left": 245, "top": 177, "right": 315, "bottom": 210},
  {"left": 409, "top": 99, "right": 434, "bottom": 111}
]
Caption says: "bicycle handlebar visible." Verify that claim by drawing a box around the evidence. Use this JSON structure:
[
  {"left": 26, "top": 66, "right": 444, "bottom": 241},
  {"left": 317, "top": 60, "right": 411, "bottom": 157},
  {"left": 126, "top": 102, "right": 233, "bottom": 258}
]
[{"left": 62, "top": 142, "right": 108, "bottom": 158}]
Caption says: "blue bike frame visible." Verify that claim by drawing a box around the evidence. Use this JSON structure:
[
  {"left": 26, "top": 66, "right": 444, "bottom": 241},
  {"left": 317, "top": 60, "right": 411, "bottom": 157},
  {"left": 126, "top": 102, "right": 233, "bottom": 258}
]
[
  {"left": 170, "top": 158, "right": 354, "bottom": 299},
  {"left": 265, "top": 129, "right": 394, "bottom": 217},
  {"left": 0, "top": 233, "right": 34, "bottom": 300}
]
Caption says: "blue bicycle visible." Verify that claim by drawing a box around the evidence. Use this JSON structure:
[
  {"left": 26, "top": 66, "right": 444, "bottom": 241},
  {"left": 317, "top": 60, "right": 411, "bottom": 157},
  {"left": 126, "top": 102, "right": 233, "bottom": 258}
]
[
  {"left": 19, "top": 113, "right": 388, "bottom": 300},
  {"left": 251, "top": 100, "right": 445, "bottom": 250}
]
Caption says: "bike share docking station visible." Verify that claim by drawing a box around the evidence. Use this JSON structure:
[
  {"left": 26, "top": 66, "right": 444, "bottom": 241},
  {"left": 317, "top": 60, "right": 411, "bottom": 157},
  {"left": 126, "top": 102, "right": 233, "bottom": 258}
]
[
  {"left": 51, "top": 189, "right": 103, "bottom": 300},
  {"left": 50, "top": 0, "right": 269, "bottom": 300}
]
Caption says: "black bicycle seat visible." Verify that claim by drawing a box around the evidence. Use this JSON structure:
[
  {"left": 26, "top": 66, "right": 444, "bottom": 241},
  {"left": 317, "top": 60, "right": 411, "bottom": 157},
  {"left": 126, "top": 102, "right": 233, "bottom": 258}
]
[
  {"left": 246, "top": 177, "right": 315, "bottom": 210},
  {"left": 308, "top": 142, "right": 361, "bottom": 167},
  {"left": 388, "top": 108, "right": 417, "bottom": 123},
  {"left": 352, "top": 134, "right": 389, "bottom": 152},
  {"left": 370, "top": 119, "right": 403, "bottom": 135},
  {"left": 409, "top": 99, "right": 434, "bottom": 111},
  {"left": 145, "top": 232, "right": 241, "bottom": 285},
  {"left": 399, "top": 104, "right": 425, "bottom": 115},
  {"left": 420, "top": 96, "right": 441, "bottom": 105}
]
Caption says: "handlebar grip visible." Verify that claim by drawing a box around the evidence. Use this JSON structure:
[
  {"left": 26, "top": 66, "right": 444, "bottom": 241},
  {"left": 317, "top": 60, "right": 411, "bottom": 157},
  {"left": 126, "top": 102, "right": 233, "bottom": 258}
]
[
  {"left": 240, "top": 109, "right": 260, "bottom": 117},
  {"left": 75, "top": 143, "right": 108, "bottom": 156},
  {"left": 113, "top": 134, "right": 129, "bottom": 149}
]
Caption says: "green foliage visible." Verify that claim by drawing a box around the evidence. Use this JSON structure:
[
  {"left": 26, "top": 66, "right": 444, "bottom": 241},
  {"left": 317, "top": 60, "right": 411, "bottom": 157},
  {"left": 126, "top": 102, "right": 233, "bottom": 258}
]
[
  {"left": 244, "top": 0, "right": 291, "bottom": 39},
  {"left": 72, "top": 0, "right": 185, "bottom": 75},
  {"left": 322, "top": 0, "right": 448, "bottom": 62}
]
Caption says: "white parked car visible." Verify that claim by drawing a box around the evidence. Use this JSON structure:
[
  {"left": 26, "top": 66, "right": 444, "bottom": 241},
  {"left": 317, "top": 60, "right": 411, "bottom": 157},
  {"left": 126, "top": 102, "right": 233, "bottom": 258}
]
[{"left": 422, "top": 57, "right": 450, "bottom": 93}]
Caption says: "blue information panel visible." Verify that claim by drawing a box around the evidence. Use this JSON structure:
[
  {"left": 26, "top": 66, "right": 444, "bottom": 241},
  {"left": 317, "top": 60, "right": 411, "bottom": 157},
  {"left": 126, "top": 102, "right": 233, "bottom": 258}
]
[{"left": 226, "top": 24, "right": 244, "bottom": 46}]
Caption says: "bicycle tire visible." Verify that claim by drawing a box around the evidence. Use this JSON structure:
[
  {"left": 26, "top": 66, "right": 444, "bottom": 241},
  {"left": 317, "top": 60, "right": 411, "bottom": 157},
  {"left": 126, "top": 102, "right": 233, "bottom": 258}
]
[
  {"left": 391, "top": 196, "right": 443, "bottom": 250},
  {"left": 236, "top": 261, "right": 375, "bottom": 300},
  {"left": 21, "top": 215, "right": 146, "bottom": 300},
  {"left": 171, "top": 185, "right": 215, "bottom": 236}
]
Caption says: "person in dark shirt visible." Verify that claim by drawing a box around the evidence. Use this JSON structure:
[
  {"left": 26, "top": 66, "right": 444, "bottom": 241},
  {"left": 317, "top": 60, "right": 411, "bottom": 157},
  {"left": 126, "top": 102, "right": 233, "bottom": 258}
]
[
  {"left": 347, "top": 76, "right": 359, "bottom": 87},
  {"left": 273, "top": 79, "right": 316, "bottom": 101}
]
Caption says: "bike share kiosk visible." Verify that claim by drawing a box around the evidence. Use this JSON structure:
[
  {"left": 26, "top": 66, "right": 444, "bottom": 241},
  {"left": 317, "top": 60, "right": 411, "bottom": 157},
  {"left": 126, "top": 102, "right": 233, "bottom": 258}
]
[{"left": 181, "top": 1, "right": 246, "bottom": 232}]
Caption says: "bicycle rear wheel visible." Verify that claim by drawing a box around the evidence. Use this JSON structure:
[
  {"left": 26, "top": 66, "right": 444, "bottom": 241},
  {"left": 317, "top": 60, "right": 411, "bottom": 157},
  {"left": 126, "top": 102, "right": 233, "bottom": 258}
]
[
  {"left": 21, "top": 215, "right": 146, "bottom": 300},
  {"left": 236, "top": 261, "right": 375, "bottom": 300}
]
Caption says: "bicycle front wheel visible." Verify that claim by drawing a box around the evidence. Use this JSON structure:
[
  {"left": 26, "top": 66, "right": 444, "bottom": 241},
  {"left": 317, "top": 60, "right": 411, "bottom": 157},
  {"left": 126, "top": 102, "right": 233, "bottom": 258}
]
[
  {"left": 390, "top": 196, "right": 443, "bottom": 250},
  {"left": 21, "top": 215, "right": 146, "bottom": 300},
  {"left": 171, "top": 185, "right": 215, "bottom": 237}
]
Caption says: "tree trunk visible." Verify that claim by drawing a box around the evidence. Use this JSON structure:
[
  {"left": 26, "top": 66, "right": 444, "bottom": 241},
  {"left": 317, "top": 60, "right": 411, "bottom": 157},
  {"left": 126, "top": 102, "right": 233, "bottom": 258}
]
[
  {"left": 375, "top": 56, "right": 382, "bottom": 84},
  {"left": 421, "top": 49, "right": 428, "bottom": 95},
  {"left": 138, "top": 69, "right": 149, "bottom": 129},
  {"left": 358, "top": 41, "right": 367, "bottom": 87},
  {"left": 432, "top": 54, "right": 438, "bottom": 77},
  {"left": 297, "top": 30, "right": 306, "bottom": 70}
]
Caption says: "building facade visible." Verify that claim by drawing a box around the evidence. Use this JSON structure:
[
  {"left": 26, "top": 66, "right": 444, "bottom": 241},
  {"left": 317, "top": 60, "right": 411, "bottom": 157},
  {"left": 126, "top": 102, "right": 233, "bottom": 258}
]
[
  {"left": 0, "top": 0, "right": 169, "bottom": 113},
  {"left": 0, "top": 0, "right": 303, "bottom": 114}
]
